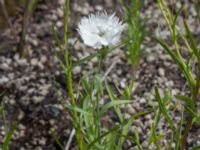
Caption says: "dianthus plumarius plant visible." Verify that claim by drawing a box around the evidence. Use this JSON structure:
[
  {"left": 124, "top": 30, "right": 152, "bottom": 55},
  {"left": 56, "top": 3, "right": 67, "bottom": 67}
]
[
  {"left": 156, "top": 0, "right": 200, "bottom": 149},
  {"left": 53, "top": 1, "right": 147, "bottom": 149},
  {"left": 52, "top": 0, "right": 200, "bottom": 149}
]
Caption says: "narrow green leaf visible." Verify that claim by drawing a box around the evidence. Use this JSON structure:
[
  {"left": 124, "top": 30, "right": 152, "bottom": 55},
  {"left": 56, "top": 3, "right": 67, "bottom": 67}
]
[
  {"left": 133, "top": 127, "right": 143, "bottom": 150},
  {"left": 148, "top": 109, "right": 161, "bottom": 150},
  {"left": 0, "top": 106, "right": 4, "bottom": 115},
  {"left": 156, "top": 38, "right": 196, "bottom": 89},
  {"left": 86, "top": 125, "right": 119, "bottom": 150},
  {"left": 81, "top": 78, "right": 92, "bottom": 96},
  {"left": 50, "top": 129, "right": 65, "bottom": 150},
  {"left": 73, "top": 53, "right": 97, "bottom": 68},
  {"left": 105, "top": 82, "right": 123, "bottom": 123},
  {"left": 2, "top": 122, "right": 17, "bottom": 150},
  {"left": 117, "top": 109, "right": 152, "bottom": 149},
  {"left": 191, "top": 145, "right": 200, "bottom": 150},
  {"left": 175, "top": 106, "right": 184, "bottom": 150},
  {"left": 154, "top": 87, "right": 175, "bottom": 130},
  {"left": 183, "top": 19, "right": 200, "bottom": 62},
  {"left": 56, "top": 55, "right": 68, "bottom": 74},
  {"left": 172, "top": 6, "right": 183, "bottom": 42},
  {"left": 148, "top": 134, "right": 165, "bottom": 146},
  {"left": 52, "top": 25, "right": 63, "bottom": 51},
  {"left": 64, "top": 104, "right": 92, "bottom": 116},
  {"left": 175, "top": 95, "right": 195, "bottom": 111},
  {"left": 186, "top": 107, "right": 200, "bottom": 125},
  {"left": 100, "top": 100, "right": 132, "bottom": 116}
]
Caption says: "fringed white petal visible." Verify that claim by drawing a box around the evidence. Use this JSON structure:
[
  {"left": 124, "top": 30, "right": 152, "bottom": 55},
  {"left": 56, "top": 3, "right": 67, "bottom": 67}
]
[{"left": 77, "top": 11, "right": 126, "bottom": 49}]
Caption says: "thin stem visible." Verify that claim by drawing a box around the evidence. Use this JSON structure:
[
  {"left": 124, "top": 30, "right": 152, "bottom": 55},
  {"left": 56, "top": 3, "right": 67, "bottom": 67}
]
[
  {"left": 95, "top": 46, "right": 109, "bottom": 141},
  {"left": 97, "top": 47, "right": 108, "bottom": 73},
  {"left": 97, "top": 54, "right": 104, "bottom": 74},
  {"left": 18, "top": 0, "right": 30, "bottom": 54},
  {"left": 0, "top": 0, "right": 12, "bottom": 29},
  {"left": 68, "top": 61, "right": 83, "bottom": 150},
  {"left": 63, "top": 0, "right": 83, "bottom": 149}
]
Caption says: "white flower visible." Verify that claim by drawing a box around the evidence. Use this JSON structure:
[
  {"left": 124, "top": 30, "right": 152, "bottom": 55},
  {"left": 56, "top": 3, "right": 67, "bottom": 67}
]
[{"left": 77, "top": 12, "right": 126, "bottom": 49}]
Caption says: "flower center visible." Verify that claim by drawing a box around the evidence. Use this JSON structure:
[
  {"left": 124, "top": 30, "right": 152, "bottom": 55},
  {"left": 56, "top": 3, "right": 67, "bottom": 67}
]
[{"left": 98, "top": 30, "right": 106, "bottom": 37}]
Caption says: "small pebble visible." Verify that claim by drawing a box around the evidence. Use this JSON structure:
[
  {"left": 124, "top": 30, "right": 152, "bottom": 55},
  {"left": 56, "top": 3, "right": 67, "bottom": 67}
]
[
  {"left": 0, "top": 63, "right": 10, "bottom": 71},
  {"left": 158, "top": 68, "right": 165, "bottom": 76},
  {"left": 146, "top": 55, "right": 156, "bottom": 63},
  {"left": 73, "top": 66, "right": 81, "bottom": 74},
  {"left": 31, "top": 58, "right": 38, "bottom": 66},
  {"left": 0, "top": 76, "right": 9, "bottom": 85}
]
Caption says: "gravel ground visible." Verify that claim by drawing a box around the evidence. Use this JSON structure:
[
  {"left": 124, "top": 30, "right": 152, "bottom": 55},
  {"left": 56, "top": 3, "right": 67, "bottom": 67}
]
[{"left": 0, "top": 0, "right": 199, "bottom": 149}]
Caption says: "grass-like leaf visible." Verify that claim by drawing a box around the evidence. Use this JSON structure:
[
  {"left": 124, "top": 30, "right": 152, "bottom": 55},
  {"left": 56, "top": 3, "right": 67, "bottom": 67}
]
[
  {"left": 183, "top": 19, "right": 200, "bottom": 63},
  {"left": 156, "top": 38, "right": 196, "bottom": 90},
  {"left": 154, "top": 87, "right": 175, "bottom": 130},
  {"left": 64, "top": 104, "right": 92, "bottom": 116},
  {"left": 174, "top": 107, "right": 184, "bottom": 150},
  {"left": 118, "top": 109, "right": 152, "bottom": 149},
  {"left": 105, "top": 82, "right": 123, "bottom": 123},
  {"left": 133, "top": 127, "right": 143, "bottom": 150},
  {"left": 191, "top": 145, "right": 200, "bottom": 150},
  {"left": 175, "top": 95, "right": 195, "bottom": 112},
  {"left": 2, "top": 122, "right": 17, "bottom": 150},
  {"left": 148, "top": 109, "right": 162, "bottom": 150},
  {"left": 50, "top": 129, "right": 65, "bottom": 150},
  {"left": 86, "top": 125, "right": 119, "bottom": 150},
  {"left": 100, "top": 100, "right": 133, "bottom": 116}
]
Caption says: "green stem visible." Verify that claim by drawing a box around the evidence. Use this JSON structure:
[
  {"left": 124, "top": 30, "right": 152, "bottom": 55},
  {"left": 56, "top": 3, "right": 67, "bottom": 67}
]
[
  {"left": 96, "top": 46, "right": 108, "bottom": 140},
  {"left": 67, "top": 62, "right": 83, "bottom": 150},
  {"left": 97, "top": 47, "right": 108, "bottom": 73}
]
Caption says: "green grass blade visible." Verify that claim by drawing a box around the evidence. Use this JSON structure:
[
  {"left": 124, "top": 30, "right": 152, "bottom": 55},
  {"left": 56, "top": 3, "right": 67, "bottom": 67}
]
[
  {"left": 105, "top": 82, "right": 124, "bottom": 123},
  {"left": 175, "top": 95, "right": 195, "bottom": 111},
  {"left": 183, "top": 19, "right": 200, "bottom": 62},
  {"left": 52, "top": 25, "right": 63, "bottom": 52},
  {"left": 174, "top": 106, "right": 184, "bottom": 150},
  {"left": 73, "top": 53, "right": 97, "bottom": 68},
  {"left": 86, "top": 125, "right": 119, "bottom": 150},
  {"left": 2, "top": 122, "right": 17, "bottom": 150},
  {"left": 64, "top": 104, "right": 92, "bottom": 116},
  {"left": 100, "top": 100, "right": 132, "bottom": 116},
  {"left": 154, "top": 87, "right": 175, "bottom": 130},
  {"left": 156, "top": 38, "right": 195, "bottom": 89},
  {"left": 191, "top": 145, "right": 200, "bottom": 150},
  {"left": 117, "top": 110, "right": 152, "bottom": 149},
  {"left": 186, "top": 107, "right": 200, "bottom": 125},
  {"left": 133, "top": 127, "right": 143, "bottom": 150},
  {"left": 172, "top": 6, "right": 183, "bottom": 42},
  {"left": 148, "top": 109, "right": 161, "bottom": 150}
]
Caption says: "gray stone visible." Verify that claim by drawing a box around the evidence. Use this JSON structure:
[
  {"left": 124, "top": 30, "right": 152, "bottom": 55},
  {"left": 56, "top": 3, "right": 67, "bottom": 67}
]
[
  {"left": 32, "top": 96, "right": 44, "bottom": 104},
  {"left": 120, "top": 81, "right": 126, "bottom": 89},
  {"left": 127, "top": 105, "right": 136, "bottom": 115},
  {"left": 146, "top": 55, "right": 156, "bottom": 63},
  {"left": 158, "top": 68, "right": 165, "bottom": 76},
  {"left": 0, "top": 76, "right": 9, "bottom": 85},
  {"left": 39, "top": 137, "right": 46, "bottom": 145},
  {"left": 57, "top": 8, "right": 64, "bottom": 18},
  {"left": 31, "top": 58, "right": 38, "bottom": 66},
  {"left": 40, "top": 56, "right": 47, "bottom": 63},
  {"left": 0, "top": 63, "right": 10, "bottom": 71},
  {"left": 73, "top": 66, "right": 81, "bottom": 74}
]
